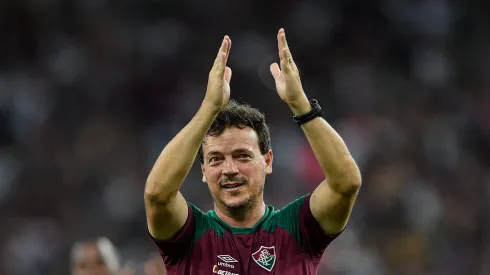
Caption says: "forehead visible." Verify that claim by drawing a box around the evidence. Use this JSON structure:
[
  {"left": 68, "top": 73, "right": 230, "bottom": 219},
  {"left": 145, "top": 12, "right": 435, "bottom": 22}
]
[{"left": 203, "top": 127, "right": 260, "bottom": 153}]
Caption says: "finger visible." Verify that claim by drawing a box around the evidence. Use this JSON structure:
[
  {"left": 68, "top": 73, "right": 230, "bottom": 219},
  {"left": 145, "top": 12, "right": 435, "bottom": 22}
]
[
  {"left": 277, "top": 29, "right": 296, "bottom": 74},
  {"left": 213, "top": 36, "right": 229, "bottom": 73},
  {"left": 214, "top": 37, "right": 227, "bottom": 64},
  {"left": 277, "top": 28, "right": 292, "bottom": 63},
  {"left": 269, "top": 63, "right": 281, "bottom": 80},
  {"left": 280, "top": 48, "right": 294, "bottom": 74},
  {"left": 219, "top": 36, "right": 232, "bottom": 77},
  {"left": 225, "top": 36, "right": 232, "bottom": 64},
  {"left": 220, "top": 36, "right": 232, "bottom": 69},
  {"left": 277, "top": 28, "right": 287, "bottom": 58},
  {"left": 224, "top": 66, "right": 232, "bottom": 83}
]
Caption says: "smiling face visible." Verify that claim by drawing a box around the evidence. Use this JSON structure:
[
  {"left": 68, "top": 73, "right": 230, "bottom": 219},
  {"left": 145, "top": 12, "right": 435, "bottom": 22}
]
[{"left": 201, "top": 126, "right": 273, "bottom": 213}]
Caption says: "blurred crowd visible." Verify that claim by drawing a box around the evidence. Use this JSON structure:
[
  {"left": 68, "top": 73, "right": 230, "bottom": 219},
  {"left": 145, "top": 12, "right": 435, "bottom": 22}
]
[{"left": 0, "top": 0, "right": 489, "bottom": 274}]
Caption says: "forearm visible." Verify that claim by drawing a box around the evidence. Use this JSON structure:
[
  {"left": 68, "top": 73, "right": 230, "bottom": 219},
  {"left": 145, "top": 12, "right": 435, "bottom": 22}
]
[
  {"left": 145, "top": 103, "right": 219, "bottom": 202},
  {"left": 290, "top": 100, "right": 361, "bottom": 195}
]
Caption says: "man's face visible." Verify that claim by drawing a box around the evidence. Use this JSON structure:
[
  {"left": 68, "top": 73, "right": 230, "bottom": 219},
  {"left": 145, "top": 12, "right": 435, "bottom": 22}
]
[
  {"left": 201, "top": 127, "right": 273, "bottom": 212},
  {"left": 72, "top": 243, "right": 111, "bottom": 275}
]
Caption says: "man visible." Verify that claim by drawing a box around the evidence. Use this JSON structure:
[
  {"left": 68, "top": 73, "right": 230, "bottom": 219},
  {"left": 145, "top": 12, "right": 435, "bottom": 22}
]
[
  {"left": 144, "top": 28, "right": 362, "bottom": 274},
  {"left": 70, "top": 237, "right": 126, "bottom": 275}
]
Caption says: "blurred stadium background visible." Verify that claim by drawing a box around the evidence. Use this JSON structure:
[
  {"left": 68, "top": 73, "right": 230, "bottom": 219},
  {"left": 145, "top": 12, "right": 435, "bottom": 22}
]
[{"left": 1, "top": 0, "right": 489, "bottom": 274}]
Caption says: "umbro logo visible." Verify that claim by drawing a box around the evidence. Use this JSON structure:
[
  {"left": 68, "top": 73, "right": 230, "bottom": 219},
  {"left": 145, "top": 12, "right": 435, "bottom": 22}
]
[{"left": 217, "top": 255, "right": 238, "bottom": 263}]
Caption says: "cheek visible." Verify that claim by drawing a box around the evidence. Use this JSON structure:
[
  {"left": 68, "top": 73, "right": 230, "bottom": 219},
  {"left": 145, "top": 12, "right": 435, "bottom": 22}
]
[
  {"left": 205, "top": 169, "right": 221, "bottom": 184},
  {"left": 241, "top": 165, "right": 264, "bottom": 183}
]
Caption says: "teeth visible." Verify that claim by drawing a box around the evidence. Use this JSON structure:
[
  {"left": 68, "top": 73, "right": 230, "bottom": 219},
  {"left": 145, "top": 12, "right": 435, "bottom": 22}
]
[{"left": 223, "top": 183, "right": 242, "bottom": 188}]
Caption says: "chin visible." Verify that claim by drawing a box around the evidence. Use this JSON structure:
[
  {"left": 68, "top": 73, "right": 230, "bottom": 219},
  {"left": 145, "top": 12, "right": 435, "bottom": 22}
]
[{"left": 223, "top": 194, "right": 254, "bottom": 210}]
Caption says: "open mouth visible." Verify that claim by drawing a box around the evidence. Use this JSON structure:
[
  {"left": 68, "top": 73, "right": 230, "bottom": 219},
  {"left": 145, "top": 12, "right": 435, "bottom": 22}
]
[{"left": 222, "top": 182, "right": 245, "bottom": 189}]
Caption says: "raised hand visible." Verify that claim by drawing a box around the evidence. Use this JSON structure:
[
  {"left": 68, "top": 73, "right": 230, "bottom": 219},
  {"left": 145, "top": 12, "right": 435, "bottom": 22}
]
[
  {"left": 269, "top": 29, "right": 310, "bottom": 113},
  {"left": 203, "top": 35, "right": 232, "bottom": 112}
]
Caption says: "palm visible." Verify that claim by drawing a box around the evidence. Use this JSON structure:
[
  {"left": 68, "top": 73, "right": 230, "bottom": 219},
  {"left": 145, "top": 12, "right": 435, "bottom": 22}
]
[
  {"left": 273, "top": 71, "right": 303, "bottom": 104},
  {"left": 270, "top": 29, "right": 305, "bottom": 105},
  {"left": 205, "top": 36, "right": 232, "bottom": 110}
]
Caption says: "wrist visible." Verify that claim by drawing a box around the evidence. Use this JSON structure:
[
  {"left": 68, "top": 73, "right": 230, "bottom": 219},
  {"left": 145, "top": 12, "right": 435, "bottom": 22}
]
[
  {"left": 292, "top": 99, "right": 323, "bottom": 126},
  {"left": 200, "top": 99, "right": 223, "bottom": 116},
  {"left": 288, "top": 96, "right": 311, "bottom": 116}
]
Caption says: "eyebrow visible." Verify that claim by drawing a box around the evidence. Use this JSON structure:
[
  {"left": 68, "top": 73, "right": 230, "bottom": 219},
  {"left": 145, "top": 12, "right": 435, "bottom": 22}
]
[
  {"left": 206, "top": 148, "right": 254, "bottom": 158},
  {"left": 206, "top": 151, "right": 221, "bottom": 157},
  {"left": 233, "top": 148, "right": 254, "bottom": 155}
]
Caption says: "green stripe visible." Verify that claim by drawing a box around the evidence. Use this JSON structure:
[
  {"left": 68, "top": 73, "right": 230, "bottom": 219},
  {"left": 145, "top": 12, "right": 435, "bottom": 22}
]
[
  {"left": 188, "top": 203, "right": 225, "bottom": 246},
  {"left": 261, "top": 195, "right": 308, "bottom": 246},
  {"left": 189, "top": 194, "right": 308, "bottom": 246},
  {"left": 208, "top": 205, "right": 274, "bottom": 235}
]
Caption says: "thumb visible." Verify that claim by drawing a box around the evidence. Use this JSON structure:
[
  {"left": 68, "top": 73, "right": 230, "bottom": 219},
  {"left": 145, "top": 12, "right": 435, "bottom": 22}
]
[
  {"left": 224, "top": 66, "right": 232, "bottom": 83},
  {"left": 269, "top": 63, "right": 281, "bottom": 80}
]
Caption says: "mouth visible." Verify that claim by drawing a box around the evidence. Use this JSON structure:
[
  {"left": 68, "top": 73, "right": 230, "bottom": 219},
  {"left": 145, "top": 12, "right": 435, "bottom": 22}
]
[{"left": 221, "top": 182, "right": 245, "bottom": 191}]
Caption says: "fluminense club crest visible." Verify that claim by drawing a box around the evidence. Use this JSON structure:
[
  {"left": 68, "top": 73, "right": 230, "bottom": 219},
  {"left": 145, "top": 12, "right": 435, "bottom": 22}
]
[{"left": 251, "top": 246, "right": 276, "bottom": 272}]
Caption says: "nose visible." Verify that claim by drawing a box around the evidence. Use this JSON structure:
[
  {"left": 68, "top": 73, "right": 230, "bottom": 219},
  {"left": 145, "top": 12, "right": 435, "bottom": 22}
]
[{"left": 222, "top": 158, "right": 239, "bottom": 176}]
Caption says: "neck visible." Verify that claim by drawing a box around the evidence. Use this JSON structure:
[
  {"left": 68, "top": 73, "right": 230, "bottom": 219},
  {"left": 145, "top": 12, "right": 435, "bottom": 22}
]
[{"left": 214, "top": 200, "right": 266, "bottom": 228}]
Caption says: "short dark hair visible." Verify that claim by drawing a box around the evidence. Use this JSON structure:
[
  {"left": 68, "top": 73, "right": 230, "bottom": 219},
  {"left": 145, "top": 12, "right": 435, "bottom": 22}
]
[{"left": 198, "top": 100, "right": 271, "bottom": 163}]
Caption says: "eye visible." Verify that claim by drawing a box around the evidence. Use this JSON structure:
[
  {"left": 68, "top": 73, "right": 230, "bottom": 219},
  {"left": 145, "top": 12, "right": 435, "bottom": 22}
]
[
  {"left": 209, "top": 157, "right": 220, "bottom": 163},
  {"left": 239, "top": 154, "right": 251, "bottom": 159}
]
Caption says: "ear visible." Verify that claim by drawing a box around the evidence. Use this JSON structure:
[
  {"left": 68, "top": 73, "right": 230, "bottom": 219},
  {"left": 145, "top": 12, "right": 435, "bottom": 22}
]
[
  {"left": 201, "top": 163, "right": 207, "bottom": 183},
  {"left": 263, "top": 149, "right": 273, "bottom": 175}
]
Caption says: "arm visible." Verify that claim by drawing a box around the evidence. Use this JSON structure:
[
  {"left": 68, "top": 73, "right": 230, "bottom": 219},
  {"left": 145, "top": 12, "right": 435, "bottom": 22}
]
[
  {"left": 270, "top": 29, "right": 361, "bottom": 236},
  {"left": 144, "top": 35, "right": 233, "bottom": 240},
  {"left": 290, "top": 102, "right": 361, "bottom": 235},
  {"left": 144, "top": 104, "right": 219, "bottom": 240}
]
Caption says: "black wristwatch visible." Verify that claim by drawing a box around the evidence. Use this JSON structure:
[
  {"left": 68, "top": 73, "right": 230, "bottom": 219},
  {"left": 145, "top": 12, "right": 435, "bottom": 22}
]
[{"left": 293, "top": 99, "right": 323, "bottom": 126}]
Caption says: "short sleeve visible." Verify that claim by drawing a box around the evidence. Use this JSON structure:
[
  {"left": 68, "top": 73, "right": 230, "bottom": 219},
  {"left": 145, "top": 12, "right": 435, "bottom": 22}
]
[
  {"left": 300, "top": 194, "right": 342, "bottom": 260},
  {"left": 268, "top": 194, "right": 342, "bottom": 261},
  {"left": 149, "top": 205, "right": 195, "bottom": 265}
]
